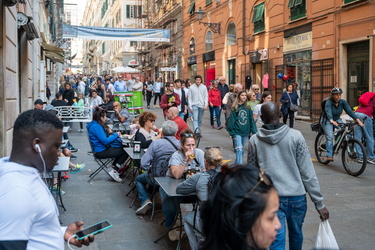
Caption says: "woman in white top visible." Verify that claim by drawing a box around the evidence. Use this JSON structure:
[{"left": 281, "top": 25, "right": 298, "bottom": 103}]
[{"left": 253, "top": 91, "right": 272, "bottom": 128}]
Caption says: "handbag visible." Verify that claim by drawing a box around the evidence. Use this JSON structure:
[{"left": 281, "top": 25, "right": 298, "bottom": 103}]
[
  {"left": 315, "top": 220, "right": 339, "bottom": 249},
  {"left": 287, "top": 92, "right": 299, "bottom": 112}
]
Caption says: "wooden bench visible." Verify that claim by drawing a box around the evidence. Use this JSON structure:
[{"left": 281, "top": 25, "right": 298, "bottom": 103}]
[{"left": 54, "top": 106, "right": 92, "bottom": 123}]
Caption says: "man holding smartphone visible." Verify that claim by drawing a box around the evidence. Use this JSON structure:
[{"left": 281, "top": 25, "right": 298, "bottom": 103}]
[{"left": 0, "top": 109, "right": 94, "bottom": 249}]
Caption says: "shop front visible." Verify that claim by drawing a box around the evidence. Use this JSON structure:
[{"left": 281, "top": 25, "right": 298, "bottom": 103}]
[
  {"left": 250, "top": 49, "right": 268, "bottom": 91},
  {"left": 203, "top": 51, "right": 215, "bottom": 87},
  {"left": 188, "top": 56, "right": 197, "bottom": 82},
  {"left": 282, "top": 27, "right": 312, "bottom": 118}
]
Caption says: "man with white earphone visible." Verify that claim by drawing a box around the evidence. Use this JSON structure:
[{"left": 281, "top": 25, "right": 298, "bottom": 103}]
[{"left": 0, "top": 109, "right": 94, "bottom": 249}]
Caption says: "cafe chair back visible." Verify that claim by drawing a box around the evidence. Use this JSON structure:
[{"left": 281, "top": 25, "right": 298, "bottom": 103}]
[{"left": 86, "top": 132, "right": 115, "bottom": 183}]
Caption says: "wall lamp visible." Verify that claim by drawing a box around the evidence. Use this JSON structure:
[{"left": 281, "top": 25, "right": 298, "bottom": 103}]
[{"left": 195, "top": 7, "right": 221, "bottom": 34}]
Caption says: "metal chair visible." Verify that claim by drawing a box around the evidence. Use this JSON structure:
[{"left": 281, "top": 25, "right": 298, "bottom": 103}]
[{"left": 86, "top": 132, "right": 115, "bottom": 183}]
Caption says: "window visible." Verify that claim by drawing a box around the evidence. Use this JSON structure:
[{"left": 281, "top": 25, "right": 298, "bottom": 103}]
[
  {"left": 288, "top": 0, "right": 306, "bottom": 21},
  {"left": 101, "top": 0, "right": 109, "bottom": 18},
  {"left": 126, "top": 5, "right": 142, "bottom": 18},
  {"left": 190, "top": 37, "right": 196, "bottom": 55},
  {"left": 206, "top": 0, "right": 212, "bottom": 6},
  {"left": 343, "top": 0, "right": 357, "bottom": 3},
  {"left": 252, "top": 2, "right": 265, "bottom": 33},
  {"left": 102, "top": 42, "right": 105, "bottom": 54},
  {"left": 226, "top": 21, "right": 236, "bottom": 46},
  {"left": 206, "top": 31, "right": 213, "bottom": 51},
  {"left": 187, "top": 0, "right": 195, "bottom": 15},
  {"left": 130, "top": 41, "right": 138, "bottom": 47}
]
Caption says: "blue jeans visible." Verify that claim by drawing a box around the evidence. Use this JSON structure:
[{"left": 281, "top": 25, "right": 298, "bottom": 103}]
[
  {"left": 135, "top": 172, "right": 153, "bottom": 205},
  {"left": 321, "top": 118, "right": 342, "bottom": 157},
  {"left": 192, "top": 106, "right": 204, "bottom": 132},
  {"left": 179, "top": 112, "right": 185, "bottom": 119},
  {"left": 270, "top": 195, "right": 307, "bottom": 250},
  {"left": 234, "top": 135, "right": 247, "bottom": 164},
  {"left": 355, "top": 112, "right": 375, "bottom": 159},
  {"left": 209, "top": 106, "right": 221, "bottom": 127},
  {"left": 160, "top": 188, "right": 177, "bottom": 228},
  {"left": 183, "top": 211, "right": 202, "bottom": 250}
]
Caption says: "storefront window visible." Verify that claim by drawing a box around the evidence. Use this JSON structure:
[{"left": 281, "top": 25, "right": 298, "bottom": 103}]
[
  {"left": 190, "top": 37, "right": 196, "bottom": 55},
  {"left": 206, "top": 31, "right": 213, "bottom": 51},
  {"left": 284, "top": 51, "right": 311, "bottom": 117}
]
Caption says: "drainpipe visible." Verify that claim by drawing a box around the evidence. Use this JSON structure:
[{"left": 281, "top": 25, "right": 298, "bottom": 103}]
[{"left": 242, "top": 0, "right": 247, "bottom": 79}]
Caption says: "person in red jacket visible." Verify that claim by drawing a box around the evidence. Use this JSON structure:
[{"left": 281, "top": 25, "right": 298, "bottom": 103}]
[
  {"left": 208, "top": 80, "right": 223, "bottom": 129},
  {"left": 160, "top": 82, "right": 181, "bottom": 119}
]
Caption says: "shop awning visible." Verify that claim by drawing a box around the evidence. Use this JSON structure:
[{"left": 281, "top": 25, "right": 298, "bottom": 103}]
[
  {"left": 45, "top": 51, "right": 65, "bottom": 63},
  {"left": 42, "top": 42, "right": 65, "bottom": 63}
]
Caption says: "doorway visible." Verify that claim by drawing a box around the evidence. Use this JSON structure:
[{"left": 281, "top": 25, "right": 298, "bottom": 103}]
[
  {"left": 228, "top": 59, "right": 236, "bottom": 85},
  {"left": 347, "top": 40, "right": 369, "bottom": 107}
]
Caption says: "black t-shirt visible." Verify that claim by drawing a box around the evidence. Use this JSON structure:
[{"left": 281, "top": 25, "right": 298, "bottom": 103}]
[
  {"left": 51, "top": 100, "right": 68, "bottom": 107},
  {"left": 166, "top": 93, "right": 177, "bottom": 106}
]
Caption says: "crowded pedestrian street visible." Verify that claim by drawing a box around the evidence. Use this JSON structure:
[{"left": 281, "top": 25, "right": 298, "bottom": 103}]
[{"left": 56, "top": 105, "right": 375, "bottom": 250}]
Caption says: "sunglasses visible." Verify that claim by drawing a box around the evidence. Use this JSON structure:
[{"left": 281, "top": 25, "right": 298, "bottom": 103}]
[
  {"left": 182, "top": 133, "right": 194, "bottom": 137},
  {"left": 245, "top": 168, "right": 271, "bottom": 197}
]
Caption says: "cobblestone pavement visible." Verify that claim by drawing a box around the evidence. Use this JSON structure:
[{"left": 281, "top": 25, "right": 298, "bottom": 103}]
[{"left": 59, "top": 106, "right": 375, "bottom": 249}]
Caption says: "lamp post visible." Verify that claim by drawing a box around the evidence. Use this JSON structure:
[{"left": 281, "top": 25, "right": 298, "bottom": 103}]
[{"left": 195, "top": 7, "right": 221, "bottom": 34}]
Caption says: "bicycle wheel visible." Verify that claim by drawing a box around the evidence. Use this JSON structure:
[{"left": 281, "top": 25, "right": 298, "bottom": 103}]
[
  {"left": 341, "top": 138, "right": 367, "bottom": 177},
  {"left": 314, "top": 132, "right": 330, "bottom": 165}
]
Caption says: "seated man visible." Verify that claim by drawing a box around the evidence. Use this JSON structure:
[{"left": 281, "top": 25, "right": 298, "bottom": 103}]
[
  {"left": 110, "top": 102, "right": 131, "bottom": 132},
  {"left": 135, "top": 120, "right": 180, "bottom": 215},
  {"left": 166, "top": 107, "right": 189, "bottom": 140}
]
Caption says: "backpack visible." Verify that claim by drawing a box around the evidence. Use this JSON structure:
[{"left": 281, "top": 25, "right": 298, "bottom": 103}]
[
  {"left": 320, "top": 95, "right": 331, "bottom": 122},
  {"left": 358, "top": 92, "right": 375, "bottom": 107},
  {"left": 149, "top": 137, "right": 179, "bottom": 178}
]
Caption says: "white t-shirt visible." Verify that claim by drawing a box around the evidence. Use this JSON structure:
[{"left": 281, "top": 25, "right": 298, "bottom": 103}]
[
  {"left": 253, "top": 103, "right": 264, "bottom": 124},
  {"left": 174, "top": 88, "right": 183, "bottom": 112},
  {"left": 0, "top": 157, "right": 64, "bottom": 249}
]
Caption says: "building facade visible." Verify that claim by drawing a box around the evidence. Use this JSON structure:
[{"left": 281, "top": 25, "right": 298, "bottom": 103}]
[
  {"left": 182, "top": 0, "right": 375, "bottom": 120},
  {"left": 82, "top": 0, "right": 143, "bottom": 75},
  {"left": 0, "top": 1, "right": 63, "bottom": 156}
]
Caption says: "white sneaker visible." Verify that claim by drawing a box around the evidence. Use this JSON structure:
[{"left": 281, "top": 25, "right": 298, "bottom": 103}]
[
  {"left": 108, "top": 169, "right": 122, "bottom": 182},
  {"left": 368, "top": 159, "right": 375, "bottom": 165}
]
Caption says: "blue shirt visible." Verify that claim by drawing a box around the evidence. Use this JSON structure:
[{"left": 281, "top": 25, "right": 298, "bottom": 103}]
[
  {"left": 154, "top": 82, "right": 162, "bottom": 93},
  {"left": 325, "top": 99, "right": 357, "bottom": 121},
  {"left": 114, "top": 80, "right": 127, "bottom": 92}
]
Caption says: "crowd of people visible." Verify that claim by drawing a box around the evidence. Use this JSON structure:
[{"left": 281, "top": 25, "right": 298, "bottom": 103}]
[{"left": 13, "top": 71, "right": 375, "bottom": 250}]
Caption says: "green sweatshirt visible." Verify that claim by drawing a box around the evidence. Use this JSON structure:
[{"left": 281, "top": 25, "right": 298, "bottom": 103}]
[{"left": 227, "top": 103, "right": 257, "bottom": 137}]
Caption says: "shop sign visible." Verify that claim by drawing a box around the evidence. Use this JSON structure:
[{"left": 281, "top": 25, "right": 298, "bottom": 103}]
[
  {"left": 250, "top": 49, "right": 268, "bottom": 63},
  {"left": 203, "top": 51, "right": 215, "bottom": 62},
  {"left": 160, "top": 67, "right": 177, "bottom": 71},
  {"left": 188, "top": 56, "right": 197, "bottom": 65},
  {"left": 128, "top": 60, "right": 140, "bottom": 67},
  {"left": 283, "top": 31, "right": 312, "bottom": 53}
]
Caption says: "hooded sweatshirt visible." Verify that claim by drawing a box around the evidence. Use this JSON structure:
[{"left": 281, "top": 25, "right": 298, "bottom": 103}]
[
  {"left": 87, "top": 120, "right": 119, "bottom": 152},
  {"left": 248, "top": 124, "right": 325, "bottom": 210},
  {"left": 0, "top": 157, "right": 64, "bottom": 249}
]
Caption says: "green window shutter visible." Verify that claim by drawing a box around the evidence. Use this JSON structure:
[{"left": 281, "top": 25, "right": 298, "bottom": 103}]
[
  {"left": 295, "top": 0, "right": 303, "bottom": 5},
  {"left": 206, "top": 0, "right": 212, "bottom": 6},
  {"left": 288, "top": 0, "right": 296, "bottom": 8},
  {"left": 126, "top": 5, "right": 130, "bottom": 18},
  {"left": 290, "top": 0, "right": 306, "bottom": 21},
  {"left": 138, "top": 6, "right": 142, "bottom": 17},
  {"left": 188, "top": 0, "right": 195, "bottom": 15},
  {"left": 344, "top": 0, "right": 357, "bottom": 3},
  {"left": 252, "top": 2, "right": 264, "bottom": 23}
]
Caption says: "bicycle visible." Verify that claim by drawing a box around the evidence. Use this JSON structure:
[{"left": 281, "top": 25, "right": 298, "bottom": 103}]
[{"left": 311, "top": 121, "right": 367, "bottom": 176}]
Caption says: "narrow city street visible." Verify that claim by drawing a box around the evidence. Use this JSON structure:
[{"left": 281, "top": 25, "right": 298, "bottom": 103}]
[{"left": 60, "top": 106, "right": 375, "bottom": 250}]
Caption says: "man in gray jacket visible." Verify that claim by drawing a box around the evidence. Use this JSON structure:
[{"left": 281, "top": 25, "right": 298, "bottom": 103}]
[
  {"left": 247, "top": 102, "right": 329, "bottom": 250},
  {"left": 135, "top": 121, "right": 180, "bottom": 215}
]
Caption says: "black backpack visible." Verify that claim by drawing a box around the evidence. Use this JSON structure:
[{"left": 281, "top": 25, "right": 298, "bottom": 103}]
[{"left": 320, "top": 95, "right": 331, "bottom": 123}]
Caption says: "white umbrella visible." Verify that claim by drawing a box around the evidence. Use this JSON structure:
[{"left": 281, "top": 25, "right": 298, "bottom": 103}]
[{"left": 112, "top": 66, "right": 140, "bottom": 73}]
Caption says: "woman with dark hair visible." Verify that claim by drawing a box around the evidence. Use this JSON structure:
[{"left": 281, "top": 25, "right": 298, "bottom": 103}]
[
  {"left": 102, "top": 93, "right": 115, "bottom": 111},
  {"left": 253, "top": 91, "right": 272, "bottom": 127},
  {"left": 227, "top": 90, "right": 257, "bottom": 164},
  {"left": 86, "top": 107, "right": 128, "bottom": 182},
  {"left": 200, "top": 164, "right": 281, "bottom": 250},
  {"left": 134, "top": 111, "right": 161, "bottom": 148},
  {"left": 280, "top": 84, "right": 299, "bottom": 128}
]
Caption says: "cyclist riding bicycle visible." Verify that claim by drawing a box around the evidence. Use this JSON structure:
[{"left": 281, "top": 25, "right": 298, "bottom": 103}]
[{"left": 320, "top": 87, "right": 364, "bottom": 162}]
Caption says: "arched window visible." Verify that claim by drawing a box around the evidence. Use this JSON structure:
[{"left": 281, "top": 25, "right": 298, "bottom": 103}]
[
  {"left": 227, "top": 21, "right": 236, "bottom": 46},
  {"left": 189, "top": 37, "right": 196, "bottom": 55},
  {"left": 205, "top": 31, "right": 213, "bottom": 51}
]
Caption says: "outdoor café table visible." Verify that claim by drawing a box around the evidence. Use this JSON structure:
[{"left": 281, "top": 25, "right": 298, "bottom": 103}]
[
  {"left": 52, "top": 156, "right": 70, "bottom": 211},
  {"left": 123, "top": 147, "right": 145, "bottom": 184},
  {"left": 154, "top": 177, "right": 197, "bottom": 250}
]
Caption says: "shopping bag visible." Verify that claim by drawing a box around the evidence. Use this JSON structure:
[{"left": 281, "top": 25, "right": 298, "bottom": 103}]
[{"left": 315, "top": 220, "right": 339, "bottom": 249}]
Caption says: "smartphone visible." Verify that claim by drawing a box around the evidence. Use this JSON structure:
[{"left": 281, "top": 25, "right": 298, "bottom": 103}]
[{"left": 75, "top": 220, "right": 112, "bottom": 240}]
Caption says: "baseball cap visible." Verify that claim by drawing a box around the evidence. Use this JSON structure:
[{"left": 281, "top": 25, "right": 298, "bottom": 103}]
[{"left": 34, "top": 99, "right": 47, "bottom": 105}]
